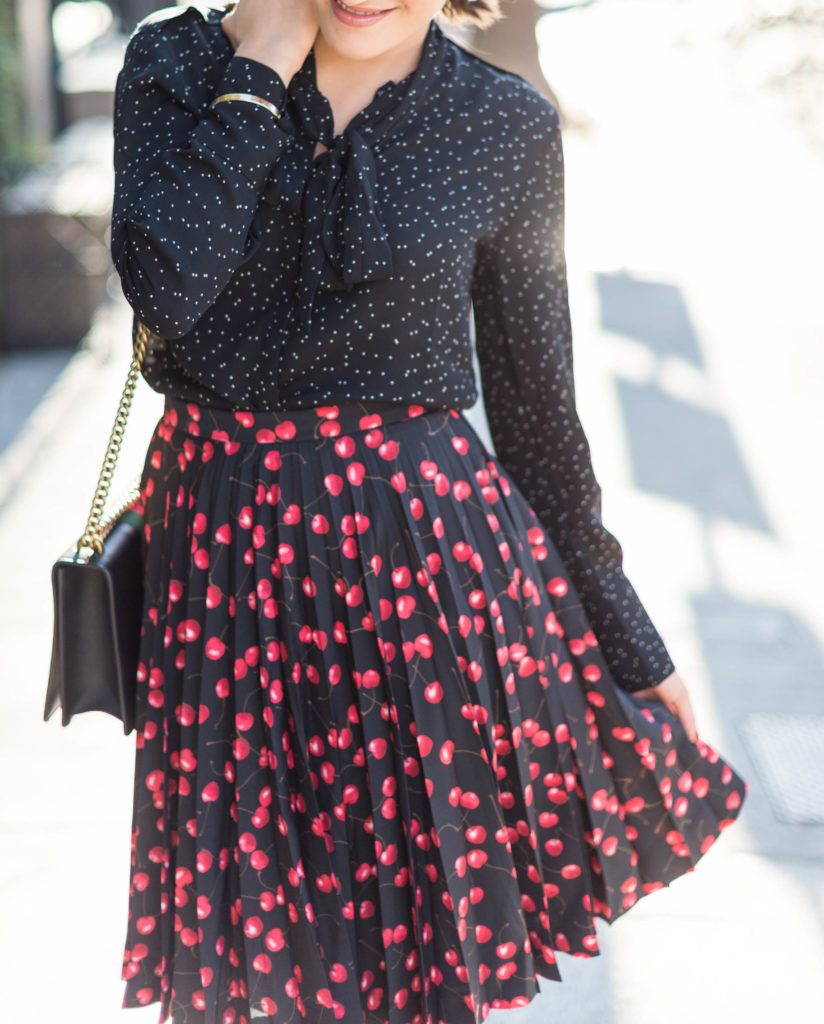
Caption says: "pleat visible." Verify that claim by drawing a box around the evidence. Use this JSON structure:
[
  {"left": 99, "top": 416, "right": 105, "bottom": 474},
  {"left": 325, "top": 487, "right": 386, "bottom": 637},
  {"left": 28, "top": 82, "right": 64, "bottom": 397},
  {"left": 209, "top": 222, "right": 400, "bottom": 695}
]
[{"left": 121, "top": 399, "right": 748, "bottom": 1024}]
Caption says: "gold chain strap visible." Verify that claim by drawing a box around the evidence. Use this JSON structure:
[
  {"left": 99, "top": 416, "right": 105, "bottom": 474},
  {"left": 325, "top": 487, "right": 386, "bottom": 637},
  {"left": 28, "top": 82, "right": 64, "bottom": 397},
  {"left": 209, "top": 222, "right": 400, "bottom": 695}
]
[{"left": 77, "top": 321, "right": 150, "bottom": 555}]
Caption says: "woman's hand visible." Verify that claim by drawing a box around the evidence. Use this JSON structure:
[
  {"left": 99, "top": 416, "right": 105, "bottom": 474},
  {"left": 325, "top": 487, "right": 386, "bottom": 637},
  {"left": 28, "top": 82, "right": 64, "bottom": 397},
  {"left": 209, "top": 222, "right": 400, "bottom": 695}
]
[
  {"left": 221, "top": 0, "right": 320, "bottom": 85},
  {"left": 633, "top": 670, "right": 699, "bottom": 744}
]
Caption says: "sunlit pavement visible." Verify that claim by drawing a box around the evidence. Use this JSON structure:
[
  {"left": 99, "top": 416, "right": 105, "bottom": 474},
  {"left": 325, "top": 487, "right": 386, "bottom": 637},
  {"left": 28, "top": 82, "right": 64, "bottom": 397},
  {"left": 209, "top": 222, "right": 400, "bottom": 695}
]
[{"left": 1, "top": 2, "right": 822, "bottom": 1022}]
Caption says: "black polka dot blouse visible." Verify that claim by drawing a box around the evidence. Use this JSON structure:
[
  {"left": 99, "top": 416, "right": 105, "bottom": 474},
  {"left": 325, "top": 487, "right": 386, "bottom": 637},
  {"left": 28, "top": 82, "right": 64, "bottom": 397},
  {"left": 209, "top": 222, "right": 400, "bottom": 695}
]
[{"left": 110, "top": 2, "right": 676, "bottom": 692}]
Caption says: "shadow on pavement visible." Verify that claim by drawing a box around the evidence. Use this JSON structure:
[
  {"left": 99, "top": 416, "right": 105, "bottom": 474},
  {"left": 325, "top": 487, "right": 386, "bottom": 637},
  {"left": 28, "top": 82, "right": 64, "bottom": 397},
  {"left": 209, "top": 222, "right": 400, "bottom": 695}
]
[{"left": 595, "top": 268, "right": 824, "bottom": 863}]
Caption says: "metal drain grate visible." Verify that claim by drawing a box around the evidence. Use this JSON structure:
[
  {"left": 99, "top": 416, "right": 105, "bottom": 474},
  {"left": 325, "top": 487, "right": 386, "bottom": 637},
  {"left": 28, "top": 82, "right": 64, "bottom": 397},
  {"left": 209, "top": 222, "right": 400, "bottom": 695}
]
[{"left": 740, "top": 712, "right": 824, "bottom": 825}]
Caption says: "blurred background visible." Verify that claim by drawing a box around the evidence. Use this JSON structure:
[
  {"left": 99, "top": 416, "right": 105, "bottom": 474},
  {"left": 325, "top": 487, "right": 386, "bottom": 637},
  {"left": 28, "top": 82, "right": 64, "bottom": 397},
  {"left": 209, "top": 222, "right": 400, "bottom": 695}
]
[{"left": 1, "top": 1, "right": 823, "bottom": 1022}]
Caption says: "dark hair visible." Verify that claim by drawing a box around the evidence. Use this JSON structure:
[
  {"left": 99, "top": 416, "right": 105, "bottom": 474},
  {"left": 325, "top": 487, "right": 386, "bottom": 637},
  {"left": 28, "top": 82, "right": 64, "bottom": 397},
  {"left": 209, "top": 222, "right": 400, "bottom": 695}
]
[{"left": 441, "top": 0, "right": 503, "bottom": 29}]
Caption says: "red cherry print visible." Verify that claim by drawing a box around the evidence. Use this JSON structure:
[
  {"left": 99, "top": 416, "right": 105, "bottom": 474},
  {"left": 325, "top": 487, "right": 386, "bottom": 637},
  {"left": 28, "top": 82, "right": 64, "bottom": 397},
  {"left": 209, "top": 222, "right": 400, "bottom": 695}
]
[
  {"left": 205, "top": 637, "right": 226, "bottom": 660},
  {"left": 310, "top": 513, "right": 330, "bottom": 535},
  {"left": 467, "top": 850, "right": 488, "bottom": 869},
  {"left": 357, "top": 412, "right": 382, "bottom": 429},
  {"left": 334, "top": 436, "right": 355, "bottom": 458},
  {"left": 612, "top": 727, "right": 635, "bottom": 742},
  {"left": 368, "top": 738, "right": 387, "bottom": 759},
  {"left": 376, "top": 438, "right": 399, "bottom": 460},
  {"left": 425, "top": 552, "right": 441, "bottom": 575},
  {"left": 416, "top": 734, "right": 433, "bottom": 757},
  {"left": 283, "top": 503, "right": 301, "bottom": 524},
  {"left": 324, "top": 474, "right": 343, "bottom": 496},
  {"left": 433, "top": 473, "right": 450, "bottom": 496},
  {"left": 452, "top": 435, "right": 470, "bottom": 455},
  {"left": 693, "top": 778, "right": 710, "bottom": 799},
  {"left": 327, "top": 962, "right": 348, "bottom": 984},
  {"left": 347, "top": 462, "right": 365, "bottom": 485},
  {"left": 467, "top": 660, "right": 483, "bottom": 682},
  {"left": 453, "top": 479, "right": 471, "bottom": 501},
  {"left": 424, "top": 681, "right": 443, "bottom": 703},
  {"left": 202, "top": 782, "right": 220, "bottom": 802},
  {"left": 274, "top": 420, "right": 295, "bottom": 440},
  {"left": 391, "top": 565, "right": 412, "bottom": 588},
  {"left": 177, "top": 619, "right": 201, "bottom": 643},
  {"left": 452, "top": 541, "right": 472, "bottom": 562},
  {"left": 265, "top": 929, "right": 285, "bottom": 952},
  {"left": 316, "top": 988, "right": 335, "bottom": 1010}
]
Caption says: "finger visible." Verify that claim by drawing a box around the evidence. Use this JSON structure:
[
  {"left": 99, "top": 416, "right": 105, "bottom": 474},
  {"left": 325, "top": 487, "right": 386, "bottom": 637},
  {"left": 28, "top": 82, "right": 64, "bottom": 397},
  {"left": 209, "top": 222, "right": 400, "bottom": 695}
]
[{"left": 673, "top": 693, "right": 698, "bottom": 744}]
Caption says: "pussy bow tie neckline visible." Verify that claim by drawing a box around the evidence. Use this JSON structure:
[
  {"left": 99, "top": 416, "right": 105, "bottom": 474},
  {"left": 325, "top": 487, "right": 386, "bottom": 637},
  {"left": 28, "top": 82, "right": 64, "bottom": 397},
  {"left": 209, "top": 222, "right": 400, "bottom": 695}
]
[{"left": 267, "top": 20, "right": 447, "bottom": 321}]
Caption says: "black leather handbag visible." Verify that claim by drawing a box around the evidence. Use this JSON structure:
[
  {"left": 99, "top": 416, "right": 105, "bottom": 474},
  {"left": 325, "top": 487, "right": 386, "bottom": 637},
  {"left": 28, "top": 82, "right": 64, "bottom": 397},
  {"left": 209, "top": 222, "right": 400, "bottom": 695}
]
[{"left": 43, "top": 322, "right": 150, "bottom": 735}]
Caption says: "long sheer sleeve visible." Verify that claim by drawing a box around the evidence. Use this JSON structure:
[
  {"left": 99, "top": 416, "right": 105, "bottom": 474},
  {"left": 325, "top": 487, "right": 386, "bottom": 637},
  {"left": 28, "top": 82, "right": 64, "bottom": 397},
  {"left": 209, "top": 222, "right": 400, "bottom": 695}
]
[
  {"left": 470, "top": 101, "right": 675, "bottom": 694},
  {"left": 111, "top": 12, "right": 294, "bottom": 338}
]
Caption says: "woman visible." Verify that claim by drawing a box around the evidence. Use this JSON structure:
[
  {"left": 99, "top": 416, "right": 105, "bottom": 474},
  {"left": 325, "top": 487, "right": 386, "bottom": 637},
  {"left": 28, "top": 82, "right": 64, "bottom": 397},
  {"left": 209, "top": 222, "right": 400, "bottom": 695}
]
[{"left": 112, "top": 1, "right": 747, "bottom": 1022}]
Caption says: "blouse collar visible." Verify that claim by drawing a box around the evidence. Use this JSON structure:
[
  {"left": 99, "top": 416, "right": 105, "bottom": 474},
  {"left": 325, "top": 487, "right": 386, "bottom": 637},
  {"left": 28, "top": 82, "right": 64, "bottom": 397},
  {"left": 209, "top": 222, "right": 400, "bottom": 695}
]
[
  {"left": 260, "top": 19, "right": 450, "bottom": 324},
  {"left": 285, "top": 18, "right": 446, "bottom": 147}
]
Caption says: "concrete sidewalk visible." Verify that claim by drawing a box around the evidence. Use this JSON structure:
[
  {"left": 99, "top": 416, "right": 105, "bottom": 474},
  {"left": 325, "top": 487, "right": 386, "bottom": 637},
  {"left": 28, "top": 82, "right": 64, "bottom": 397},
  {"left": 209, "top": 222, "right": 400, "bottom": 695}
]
[{"left": 2, "top": 2, "right": 823, "bottom": 1022}]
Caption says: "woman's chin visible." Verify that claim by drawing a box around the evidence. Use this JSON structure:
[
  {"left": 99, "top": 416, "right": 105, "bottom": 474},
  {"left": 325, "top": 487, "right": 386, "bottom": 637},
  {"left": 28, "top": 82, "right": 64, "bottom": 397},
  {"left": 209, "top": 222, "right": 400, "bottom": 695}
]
[{"left": 314, "top": 0, "right": 413, "bottom": 62}]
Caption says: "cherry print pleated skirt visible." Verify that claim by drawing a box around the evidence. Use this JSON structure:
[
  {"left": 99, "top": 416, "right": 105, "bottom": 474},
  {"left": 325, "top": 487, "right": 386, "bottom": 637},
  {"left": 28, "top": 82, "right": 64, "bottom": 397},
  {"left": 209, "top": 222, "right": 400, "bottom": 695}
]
[{"left": 122, "top": 397, "right": 747, "bottom": 1024}]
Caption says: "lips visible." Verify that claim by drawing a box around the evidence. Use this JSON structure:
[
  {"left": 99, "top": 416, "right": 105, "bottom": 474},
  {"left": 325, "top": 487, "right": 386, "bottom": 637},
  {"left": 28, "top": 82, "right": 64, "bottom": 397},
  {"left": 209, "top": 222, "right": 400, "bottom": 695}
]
[
  {"left": 336, "top": 0, "right": 388, "bottom": 12},
  {"left": 338, "top": 0, "right": 386, "bottom": 10},
  {"left": 331, "top": 0, "right": 394, "bottom": 25}
]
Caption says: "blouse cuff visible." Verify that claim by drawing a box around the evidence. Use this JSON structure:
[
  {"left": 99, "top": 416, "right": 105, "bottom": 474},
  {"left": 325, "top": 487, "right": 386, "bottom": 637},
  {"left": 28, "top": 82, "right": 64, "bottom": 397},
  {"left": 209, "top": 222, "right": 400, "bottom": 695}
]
[
  {"left": 195, "top": 56, "right": 292, "bottom": 192},
  {"left": 218, "top": 56, "right": 288, "bottom": 111}
]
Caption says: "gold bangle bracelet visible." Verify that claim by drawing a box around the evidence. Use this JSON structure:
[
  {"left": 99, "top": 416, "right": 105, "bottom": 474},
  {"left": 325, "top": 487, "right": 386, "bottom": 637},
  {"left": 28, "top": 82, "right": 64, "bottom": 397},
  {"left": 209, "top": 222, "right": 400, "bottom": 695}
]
[{"left": 210, "top": 92, "right": 282, "bottom": 120}]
